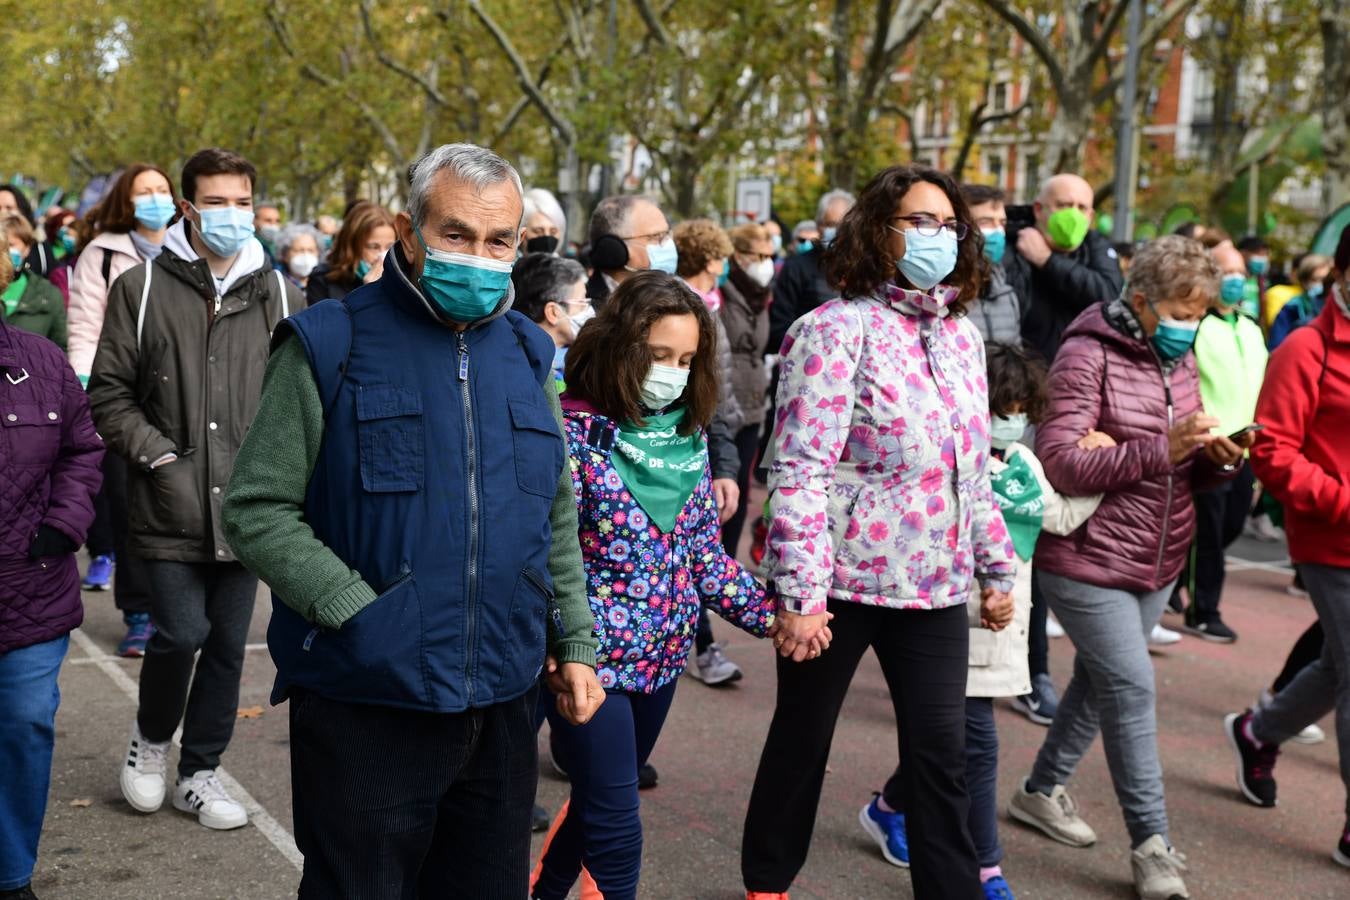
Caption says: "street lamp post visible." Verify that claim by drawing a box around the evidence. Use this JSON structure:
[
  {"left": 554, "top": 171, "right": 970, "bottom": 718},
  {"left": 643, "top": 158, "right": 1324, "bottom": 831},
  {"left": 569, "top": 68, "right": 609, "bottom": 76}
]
[{"left": 1112, "top": 0, "right": 1143, "bottom": 244}]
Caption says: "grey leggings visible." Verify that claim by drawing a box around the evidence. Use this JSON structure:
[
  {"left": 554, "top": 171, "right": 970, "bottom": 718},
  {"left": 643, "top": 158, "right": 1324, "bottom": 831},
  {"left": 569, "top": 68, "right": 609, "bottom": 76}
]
[
  {"left": 1253, "top": 563, "right": 1350, "bottom": 818},
  {"left": 1028, "top": 571, "right": 1174, "bottom": 848}
]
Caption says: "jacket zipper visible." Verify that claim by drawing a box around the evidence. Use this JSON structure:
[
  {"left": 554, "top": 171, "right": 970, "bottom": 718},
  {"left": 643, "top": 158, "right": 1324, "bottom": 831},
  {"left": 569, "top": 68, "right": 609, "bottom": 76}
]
[
  {"left": 1155, "top": 372, "right": 1175, "bottom": 582},
  {"left": 459, "top": 331, "right": 481, "bottom": 702}
]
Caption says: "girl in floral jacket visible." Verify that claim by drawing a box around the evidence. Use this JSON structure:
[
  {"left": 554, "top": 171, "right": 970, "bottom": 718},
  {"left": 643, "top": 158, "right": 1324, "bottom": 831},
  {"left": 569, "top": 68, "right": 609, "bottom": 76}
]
[
  {"left": 532, "top": 271, "right": 777, "bottom": 900},
  {"left": 741, "top": 166, "right": 1017, "bottom": 900}
]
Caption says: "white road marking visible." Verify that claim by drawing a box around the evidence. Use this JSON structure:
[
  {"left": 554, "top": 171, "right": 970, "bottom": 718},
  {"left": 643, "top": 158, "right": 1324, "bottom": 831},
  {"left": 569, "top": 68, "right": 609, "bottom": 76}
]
[
  {"left": 67, "top": 642, "right": 271, "bottom": 666},
  {"left": 1225, "top": 555, "right": 1294, "bottom": 575},
  {"left": 68, "top": 628, "right": 304, "bottom": 870}
]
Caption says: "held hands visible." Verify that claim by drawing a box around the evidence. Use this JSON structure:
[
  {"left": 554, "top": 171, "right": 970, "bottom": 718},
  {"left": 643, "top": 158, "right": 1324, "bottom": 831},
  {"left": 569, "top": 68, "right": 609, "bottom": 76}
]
[
  {"left": 1204, "top": 428, "right": 1254, "bottom": 468},
  {"left": 1016, "top": 227, "right": 1053, "bottom": 268},
  {"left": 1167, "top": 413, "right": 1219, "bottom": 464},
  {"left": 545, "top": 657, "right": 606, "bottom": 726},
  {"left": 768, "top": 610, "right": 834, "bottom": 662},
  {"left": 712, "top": 478, "right": 741, "bottom": 525},
  {"left": 980, "top": 587, "right": 1014, "bottom": 631},
  {"left": 1076, "top": 430, "right": 1117, "bottom": 451}
]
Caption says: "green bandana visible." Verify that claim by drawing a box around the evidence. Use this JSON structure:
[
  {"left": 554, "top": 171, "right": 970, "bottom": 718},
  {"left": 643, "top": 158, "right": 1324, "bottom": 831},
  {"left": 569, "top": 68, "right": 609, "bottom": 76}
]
[
  {"left": 2, "top": 274, "right": 26, "bottom": 318},
  {"left": 611, "top": 406, "right": 706, "bottom": 533},
  {"left": 991, "top": 450, "right": 1045, "bottom": 562}
]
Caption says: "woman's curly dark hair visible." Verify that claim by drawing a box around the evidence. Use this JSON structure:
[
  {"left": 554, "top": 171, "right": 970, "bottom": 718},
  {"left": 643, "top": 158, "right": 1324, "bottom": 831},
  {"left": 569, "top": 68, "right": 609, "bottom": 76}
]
[
  {"left": 824, "top": 165, "right": 980, "bottom": 314},
  {"left": 986, "top": 341, "right": 1049, "bottom": 423},
  {"left": 564, "top": 271, "right": 719, "bottom": 434}
]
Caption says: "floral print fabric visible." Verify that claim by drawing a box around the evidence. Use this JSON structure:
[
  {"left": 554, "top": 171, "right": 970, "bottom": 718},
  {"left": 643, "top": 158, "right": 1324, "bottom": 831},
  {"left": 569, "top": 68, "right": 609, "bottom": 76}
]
[
  {"left": 765, "top": 284, "right": 1017, "bottom": 615},
  {"left": 565, "top": 408, "right": 774, "bottom": 694}
]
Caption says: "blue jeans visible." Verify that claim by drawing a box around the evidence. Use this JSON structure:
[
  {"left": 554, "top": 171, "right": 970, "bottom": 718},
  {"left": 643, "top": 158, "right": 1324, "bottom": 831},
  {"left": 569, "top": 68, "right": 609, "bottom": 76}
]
[
  {"left": 0, "top": 635, "right": 69, "bottom": 890},
  {"left": 536, "top": 683, "right": 678, "bottom": 900}
]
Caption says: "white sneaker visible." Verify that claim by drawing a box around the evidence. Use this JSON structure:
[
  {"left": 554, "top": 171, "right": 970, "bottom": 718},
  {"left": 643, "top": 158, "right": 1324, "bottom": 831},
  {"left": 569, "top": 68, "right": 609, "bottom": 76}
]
[
  {"left": 687, "top": 643, "right": 743, "bottom": 686},
  {"left": 1244, "top": 514, "right": 1285, "bottom": 544},
  {"left": 1131, "top": 834, "right": 1189, "bottom": 899},
  {"left": 1045, "top": 615, "right": 1066, "bottom": 639},
  {"left": 1007, "top": 778, "right": 1097, "bottom": 847},
  {"left": 1149, "top": 624, "right": 1182, "bottom": 646},
  {"left": 1291, "top": 723, "right": 1326, "bottom": 745},
  {"left": 173, "top": 770, "right": 248, "bottom": 830},
  {"left": 119, "top": 721, "right": 169, "bottom": 813}
]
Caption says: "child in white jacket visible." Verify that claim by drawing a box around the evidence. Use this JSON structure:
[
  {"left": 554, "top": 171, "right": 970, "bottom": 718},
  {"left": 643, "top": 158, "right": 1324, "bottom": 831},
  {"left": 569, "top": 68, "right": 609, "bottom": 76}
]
[{"left": 858, "top": 341, "right": 1105, "bottom": 900}]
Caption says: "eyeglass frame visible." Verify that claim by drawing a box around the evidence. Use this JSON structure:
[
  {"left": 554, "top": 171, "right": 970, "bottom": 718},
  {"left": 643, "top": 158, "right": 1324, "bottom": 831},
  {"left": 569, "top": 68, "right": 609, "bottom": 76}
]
[{"left": 889, "top": 215, "right": 969, "bottom": 240}]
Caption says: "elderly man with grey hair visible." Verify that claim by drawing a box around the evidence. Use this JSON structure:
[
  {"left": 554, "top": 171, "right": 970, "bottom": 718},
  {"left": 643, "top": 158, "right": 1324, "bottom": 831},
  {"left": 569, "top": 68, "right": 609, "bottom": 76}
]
[
  {"left": 766, "top": 188, "right": 854, "bottom": 354},
  {"left": 584, "top": 193, "right": 677, "bottom": 306},
  {"left": 221, "top": 142, "right": 603, "bottom": 897}
]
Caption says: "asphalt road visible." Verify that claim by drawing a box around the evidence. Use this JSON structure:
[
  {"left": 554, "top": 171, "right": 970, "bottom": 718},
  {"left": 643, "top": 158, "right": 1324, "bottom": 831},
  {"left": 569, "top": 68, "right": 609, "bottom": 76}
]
[{"left": 31, "top": 529, "right": 1349, "bottom": 899}]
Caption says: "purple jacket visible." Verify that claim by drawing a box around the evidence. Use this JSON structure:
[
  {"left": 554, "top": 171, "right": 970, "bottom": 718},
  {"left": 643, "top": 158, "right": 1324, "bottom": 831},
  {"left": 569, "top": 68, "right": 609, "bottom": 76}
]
[
  {"left": 1034, "top": 302, "right": 1232, "bottom": 593},
  {"left": 0, "top": 320, "right": 104, "bottom": 654}
]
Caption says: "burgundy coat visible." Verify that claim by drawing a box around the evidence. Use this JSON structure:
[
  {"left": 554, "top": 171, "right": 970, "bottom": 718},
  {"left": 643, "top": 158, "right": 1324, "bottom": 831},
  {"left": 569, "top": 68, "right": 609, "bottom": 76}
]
[
  {"left": 1034, "top": 303, "right": 1232, "bottom": 593},
  {"left": 0, "top": 320, "right": 104, "bottom": 654}
]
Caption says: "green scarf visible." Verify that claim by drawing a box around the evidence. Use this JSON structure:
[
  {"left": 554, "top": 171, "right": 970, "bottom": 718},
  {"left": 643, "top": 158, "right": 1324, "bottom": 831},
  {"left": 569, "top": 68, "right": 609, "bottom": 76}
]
[
  {"left": 611, "top": 406, "right": 706, "bottom": 533},
  {"left": 2, "top": 274, "right": 26, "bottom": 318},
  {"left": 992, "top": 450, "right": 1045, "bottom": 562}
]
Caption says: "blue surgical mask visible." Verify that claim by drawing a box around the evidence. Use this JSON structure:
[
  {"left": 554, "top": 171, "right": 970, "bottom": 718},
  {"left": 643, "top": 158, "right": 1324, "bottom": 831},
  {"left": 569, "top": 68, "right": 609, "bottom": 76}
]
[
  {"left": 8, "top": 248, "right": 22, "bottom": 270},
  {"left": 890, "top": 225, "right": 959, "bottom": 292},
  {"left": 59, "top": 228, "right": 77, "bottom": 254},
  {"left": 716, "top": 259, "right": 730, "bottom": 287},
  {"left": 981, "top": 228, "right": 1006, "bottom": 265},
  {"left": 645, "top": 237, "right": 679, "bottom": 275},
  {"left": 770, "top": 234, "right": 783, "bottom": 254},
  {"left": 821, "top": 226, "right": 837, "bottom": 245},
  {"left": 134, "top": 194, "right": 176, "bottom": 231},
  {"left": 355, "top": 259, "right": 371, "bottom": 280},
  {"left": 796, "top": 239, "right": 813, "bottom": 254},
  {"left": 191, "top": 203, "right": 254, "bottom": 257},
  {"left": 1220, "top": 273, "right": 1246, "bottom": 306},
  {"left": 1146, "top": 299, "right": 1200, "bottom": 361},
  {"left": 1248, "top": 256, "right": 1269, "bottom": 276},
  {"left": 415, "top": 226, "right": 513, "bottom": 322},
  {"left": 990, "top": 412, "right": 1028, "bottom": 450},
  {"left": 1307, "top": 283, "right": 1325, "bottom": 301}
]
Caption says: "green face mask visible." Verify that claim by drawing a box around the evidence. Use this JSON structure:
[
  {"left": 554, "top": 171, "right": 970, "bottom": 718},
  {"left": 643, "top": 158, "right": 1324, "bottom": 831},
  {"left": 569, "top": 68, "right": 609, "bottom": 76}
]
[{"left": 1046, "top": 207, "right": 1090, "bottom": 251}]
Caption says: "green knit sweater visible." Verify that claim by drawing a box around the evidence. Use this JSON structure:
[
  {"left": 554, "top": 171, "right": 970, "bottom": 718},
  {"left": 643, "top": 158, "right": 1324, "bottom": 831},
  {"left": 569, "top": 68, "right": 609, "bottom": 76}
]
[{"left": 221, "top": 335, "right": 598, "bottom": 668}]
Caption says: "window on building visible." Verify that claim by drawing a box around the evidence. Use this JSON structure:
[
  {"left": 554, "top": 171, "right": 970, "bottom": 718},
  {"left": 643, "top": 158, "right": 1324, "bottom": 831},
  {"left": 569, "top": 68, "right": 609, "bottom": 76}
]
[
  {"left": 993, "top": 82, "right": 1009, "bottom": 112},
  {"left": 987, "top": 150, "right": 1004, "bottom": 184}
]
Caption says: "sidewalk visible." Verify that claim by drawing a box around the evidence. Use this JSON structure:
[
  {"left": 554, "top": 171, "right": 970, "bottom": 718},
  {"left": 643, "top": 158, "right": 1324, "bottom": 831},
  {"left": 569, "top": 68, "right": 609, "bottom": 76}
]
[{"left": 33, "top": 539, "right": 1347, "bottom": 898}]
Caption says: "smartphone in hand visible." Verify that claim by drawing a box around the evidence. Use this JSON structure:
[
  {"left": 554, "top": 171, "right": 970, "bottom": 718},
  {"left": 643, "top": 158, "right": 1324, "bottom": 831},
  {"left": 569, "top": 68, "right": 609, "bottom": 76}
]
[{"left": 1227, "top": 423, "right": 1265, "bottom": 441}]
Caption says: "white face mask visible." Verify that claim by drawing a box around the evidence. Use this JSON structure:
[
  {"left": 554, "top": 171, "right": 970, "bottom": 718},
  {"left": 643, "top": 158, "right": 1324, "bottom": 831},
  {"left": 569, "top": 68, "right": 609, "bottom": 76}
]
[
  {"left": 288, "top": 252, "right": 319, "bottom": 278},
  {"left": 640, "top": 363, "right": 690, "bottom": 409},
  {"left": 990, "top": 412, "right": 1028, "bottom": 449},
  {"left": 566, "top": 303, "right": 595, "bottom": 341},
  {"left": 745, "top": 258, "right": 774, "bottom": 287}
]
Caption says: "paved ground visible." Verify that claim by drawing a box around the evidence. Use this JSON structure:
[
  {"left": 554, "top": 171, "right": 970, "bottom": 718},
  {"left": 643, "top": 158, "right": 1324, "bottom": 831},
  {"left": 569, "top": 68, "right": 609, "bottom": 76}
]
[{"left": 32, "top": 525, "right": 1350, "bottom": 899}]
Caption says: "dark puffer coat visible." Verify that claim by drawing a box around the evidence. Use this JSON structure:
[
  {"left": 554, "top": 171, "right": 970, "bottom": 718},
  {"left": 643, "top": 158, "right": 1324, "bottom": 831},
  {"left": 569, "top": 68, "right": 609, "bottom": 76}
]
[
  {"left": 0, "top": 319, "right": 104, "bottom": 654},
  {"left": 1034, "top": 302, "right": 1234, "bottom": 593}
]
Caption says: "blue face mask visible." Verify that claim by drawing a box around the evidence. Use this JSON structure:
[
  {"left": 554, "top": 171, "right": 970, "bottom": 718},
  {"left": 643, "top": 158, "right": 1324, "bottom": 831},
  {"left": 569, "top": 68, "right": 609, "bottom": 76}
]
[
  {"left": 355, "top": 259, "right": 371, "bottom": 280},
  {"left": 8, "top": 248, "right": 23, "bottom": 270},
  {"left": 645, "top": 237, "right": 679, "bottom": 275},
  {"left": 192, "top": 204, "right": 254, "bottom": 257},
  {"left": 59, "top": 228, "right": 77, "bottom": 253},
  {"left": 415, "top": 226, "right": 513, "bottom": 322},
  {"left": 134, "top": 194, "right": 176, "bottom": 231},
  {"left": 821, "top": 226, "right": 837, "bottom": 246},
  {"left": 770, "top": 234, "right": 783, "bottom": 255},
  {"left": 1307, "top": 283, "right": 1325, "bottom": 301},
  {"left": 1146, "top": 299, "right": 1201, "bottom": 361},
  {"left": 1220, "top": 273, "right": 1246, "bottom": 306},
  {"left": 990, "top": 412, "right": 1027, "bottom": 450},
  {"left": 796, "top": 239, "right": 813, "bottom": 254},
  {"left": 981, "top": 228, "right": 1006, "bottom": 265},
  {"left": 890, "top": 225, "right": 959, "bottom": 292},
  {"left": 716, "top": 258, "right": 730, "bottom": 287},
  {"left": 1248, "top": 256, "right": 1269, "bottom": 276}
]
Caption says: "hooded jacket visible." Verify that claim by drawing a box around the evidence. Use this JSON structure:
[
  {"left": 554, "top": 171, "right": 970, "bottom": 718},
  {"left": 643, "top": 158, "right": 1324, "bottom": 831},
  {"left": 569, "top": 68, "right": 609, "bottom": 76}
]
[
  {"left": 721, "top": 267, "right": 772, "bottom": 428},
  {"left": 969, "top": 266, "right": 1024, "bottom": 348},
  {"left": 1033, "top": 300, "right": 1236, "bottom": 592},
  {"left": 87, "top": 220, "right": 305, "bottom": 562},
  {"left": 0, "top": 319, "right": 104, "bottom": 654},
  {"left": 67, "top": 231, "right": 145, "bottom": 382},
  {"left": 1, "top": 271, "right": 67, "bottom": 349}
]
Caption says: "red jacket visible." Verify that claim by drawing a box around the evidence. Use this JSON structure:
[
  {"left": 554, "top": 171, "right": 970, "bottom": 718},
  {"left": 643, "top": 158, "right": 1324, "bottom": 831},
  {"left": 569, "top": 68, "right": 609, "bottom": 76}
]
[
  {"left": 1034, "top": 303, "right": 1233, "bottom": 593},
  {"left": 1250, "top": 300, "right": 1350, "bottom": 567}
]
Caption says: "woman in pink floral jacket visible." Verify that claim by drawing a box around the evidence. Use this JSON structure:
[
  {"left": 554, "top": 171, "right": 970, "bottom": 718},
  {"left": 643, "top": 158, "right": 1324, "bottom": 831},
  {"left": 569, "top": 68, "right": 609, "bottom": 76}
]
[{"left": 741, "top": 165, "right": 1017, "bottom": 900}]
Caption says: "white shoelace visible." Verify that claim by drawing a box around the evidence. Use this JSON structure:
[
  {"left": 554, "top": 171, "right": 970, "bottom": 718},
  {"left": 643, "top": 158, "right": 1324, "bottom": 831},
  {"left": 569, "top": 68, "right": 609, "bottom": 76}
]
[
  {"left": 1139, "top": 843, "right": 1188, "bottom": 877},
  {"left": 188, "top": 771, "right": 233, "bottom": 805},
  {"left": 136, "top": 738, "right": 168, "bottom": 774}
]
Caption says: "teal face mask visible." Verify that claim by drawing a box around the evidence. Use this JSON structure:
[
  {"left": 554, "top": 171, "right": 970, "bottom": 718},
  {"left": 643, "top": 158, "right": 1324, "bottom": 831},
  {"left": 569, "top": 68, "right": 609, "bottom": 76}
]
[
  {"left": 796, "top": 239, "right": 813, "bottom": 254},
  {"left": 414, "top": 226, "right": 513, "bottom": 322},
  {"left": 355, "top": 259, "right": 371, "bottom": 280},
  {"left": 1146, "top": 299, "right": 1200, "bottom": 361},
  {"left": 8, "top": 248, "right": 23, "bottom": 269},
  {"left": 1219, "top": 274, "right": 1246, "bottom": 306},
  {"left": 716, "top": 258, "right": 730, "bottom": 288},
  {"left": 1247, "top": 256, "right": 1269, "bottom": 276},
  {"left": 981, "top": 228, "right": 1006, "bottom": 265}
]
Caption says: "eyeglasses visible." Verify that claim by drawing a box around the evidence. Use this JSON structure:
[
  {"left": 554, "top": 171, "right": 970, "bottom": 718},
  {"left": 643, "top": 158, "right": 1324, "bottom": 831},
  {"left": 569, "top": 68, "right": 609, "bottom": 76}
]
[
  {"left": 891, "top": 215, "right": 969, "bottom": 240},
  {"left": 620, "top": 229, "right": 672, "bottom": 245}
]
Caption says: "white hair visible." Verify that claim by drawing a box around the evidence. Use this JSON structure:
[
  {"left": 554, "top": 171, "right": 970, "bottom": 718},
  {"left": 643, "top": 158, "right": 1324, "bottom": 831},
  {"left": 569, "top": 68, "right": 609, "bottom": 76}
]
[
  {"left": 407, "top": 143, "right": 523, "bottom": 229},
  {"left": 816, "top": 189, "right": 856, "bottom": 225},
  {"left": 275, "top": 223, "right": 323, "bottom": 257},
  {"left": 522, "top": 188, "right": 567, "bottom": 238}
]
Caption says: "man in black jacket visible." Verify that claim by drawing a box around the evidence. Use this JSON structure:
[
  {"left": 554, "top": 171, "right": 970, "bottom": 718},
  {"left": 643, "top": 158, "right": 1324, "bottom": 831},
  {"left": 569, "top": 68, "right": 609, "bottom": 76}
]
[
  {"left": 1004, "top": 173, "right": 1123, "bottom": 362},
  {"left": 765, "top": 189, "right": 855, "bottom": 355}
]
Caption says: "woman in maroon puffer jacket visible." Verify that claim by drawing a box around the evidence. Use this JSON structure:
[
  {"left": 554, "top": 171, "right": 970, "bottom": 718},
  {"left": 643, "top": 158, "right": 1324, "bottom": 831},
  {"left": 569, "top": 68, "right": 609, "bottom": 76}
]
[
  {"left": 0, "top": 241, "right": 104, "bottom": 897},
  {"left": 1006, "top": 236, "right": 1248, "bottom": 900}
]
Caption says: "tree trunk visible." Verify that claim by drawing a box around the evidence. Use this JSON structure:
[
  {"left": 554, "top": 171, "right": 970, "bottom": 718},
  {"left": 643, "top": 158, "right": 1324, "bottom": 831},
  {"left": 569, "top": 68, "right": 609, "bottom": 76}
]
[
  {"left": 1041, "top": 91, "right": 1093, "bottom": 179},
  {"left": 1322, "top": 0, "right": 1350, "bottom": 207}
]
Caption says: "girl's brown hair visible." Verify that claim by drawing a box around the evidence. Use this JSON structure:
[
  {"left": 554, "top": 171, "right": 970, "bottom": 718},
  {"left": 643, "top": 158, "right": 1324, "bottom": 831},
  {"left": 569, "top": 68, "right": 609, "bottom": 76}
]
[
  {"left": 825, "top": 164, "right": 980, "bottom": 313},
  {"left": 985, "top": 341, "right": 1049, "bottom": 423},
  {"left": 564, "top": 271, "right": 719, "bottom": 434},
  {"left": 327, "top": 201, "right": 395, "bottom": 284},
  {"left": 84, "top": 164, "right": 177, "bottom": 239}
]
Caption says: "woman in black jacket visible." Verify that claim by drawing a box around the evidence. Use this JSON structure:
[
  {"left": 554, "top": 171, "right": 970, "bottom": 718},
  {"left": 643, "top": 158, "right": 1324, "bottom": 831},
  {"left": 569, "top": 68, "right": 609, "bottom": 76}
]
[{"left": 305, "top": 201, "right": 396, "bottom": 304}]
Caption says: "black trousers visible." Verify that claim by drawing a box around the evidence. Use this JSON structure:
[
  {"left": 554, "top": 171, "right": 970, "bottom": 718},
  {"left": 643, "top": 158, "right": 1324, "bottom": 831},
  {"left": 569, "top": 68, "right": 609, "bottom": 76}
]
[
  {"left": 1184, "top": 463, "right": 1256, "bottom": 621},
  {"left": 1027, "top": 568, "right": 1048, "bottom": 679},
  {"left": 86, "top": 452, "right": 152, "bottom": 615},
  {"left": 291, "top": 686, "right": 539, "bottom": 900},
  {"left": 741, "top": 601, "right": 979, "bottom": 898},
  {"left": 720, "top": 423, "right": 763, "bottom": 559},
  {"left": 1274, "top": 620, "right": 1325, "bottom": 693}
]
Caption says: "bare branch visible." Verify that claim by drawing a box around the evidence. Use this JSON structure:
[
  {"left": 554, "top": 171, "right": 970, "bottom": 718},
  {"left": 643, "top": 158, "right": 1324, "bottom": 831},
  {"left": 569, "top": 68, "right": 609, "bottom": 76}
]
[
  {"left": 882, "top": 0, "right": 943, "bottom": 58},
  {"left": 358, "top": 0, "right": 450, "bottom": 108},
  {"left": 467, "top": 0, "right": 577, "bottom": 145},
  {"left": 631, "top": 0, "right": 682, "bottom": 54},
  {"left": 1128, "top": 0, "right": 1201, "bottom": 74},
  {"left": 977, "top": 0, "right": 1068, "bottom": 100},
  {"left": 880, "top": 102, "right": 922, "bottom": 162},
  {"left": 1085, "top": 0, "right": 1132, "bottom": 73}
]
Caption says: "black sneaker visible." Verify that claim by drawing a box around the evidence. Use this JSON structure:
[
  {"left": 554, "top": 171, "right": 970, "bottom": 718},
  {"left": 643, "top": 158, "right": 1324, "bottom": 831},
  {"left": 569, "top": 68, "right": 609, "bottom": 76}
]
[
  {"left": 1224, "top": 710, "right": 1279, "bottom": 807},
  {"left": 1335, "top": 824, "right": 1350, "bottom": 869},
  {"left": 532, "top": 803, "right": 551, "bottom": 833},
  {"left": 1182, "top": 613, "right": 1237, "bottom": 643},
  {"left": 0, "top": 884, "right": 38, "bottom": 900},
  {"left": 638, "top": 763, "right": 658, "bottom": 790}
]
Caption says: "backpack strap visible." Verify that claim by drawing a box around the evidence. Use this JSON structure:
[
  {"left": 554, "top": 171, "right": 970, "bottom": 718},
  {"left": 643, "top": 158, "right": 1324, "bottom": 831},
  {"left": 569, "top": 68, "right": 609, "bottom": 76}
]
[
  {"left": 585, "top": 418, "right": 616, "bottom": 454},
  {"left": 101, "top": 247, "right": 113, "bottom": 287},
  {"left": 271, "top": 269, "right": 290, "bottom": 332},
  {"left": 135, "top": 260, "right": 153, "bottom": 350}
]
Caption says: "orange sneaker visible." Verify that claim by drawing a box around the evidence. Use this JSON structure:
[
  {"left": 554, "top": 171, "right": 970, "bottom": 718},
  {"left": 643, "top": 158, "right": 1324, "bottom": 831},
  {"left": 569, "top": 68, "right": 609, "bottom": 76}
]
[{"left": 747, "top": 893, "right": 789, "bottom": 900}]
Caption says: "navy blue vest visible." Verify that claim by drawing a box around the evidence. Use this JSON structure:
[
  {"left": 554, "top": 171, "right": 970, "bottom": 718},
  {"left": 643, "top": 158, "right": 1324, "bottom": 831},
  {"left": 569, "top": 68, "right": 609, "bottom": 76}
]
[{"left": 267, "top": 262, "right": 564, "bottom": 712}]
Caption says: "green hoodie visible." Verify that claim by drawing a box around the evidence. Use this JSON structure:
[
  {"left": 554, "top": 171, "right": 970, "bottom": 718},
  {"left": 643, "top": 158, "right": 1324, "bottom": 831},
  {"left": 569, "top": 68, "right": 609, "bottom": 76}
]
[{"left": 1194, "top": 309, "right": 1268, "bottom": 438}]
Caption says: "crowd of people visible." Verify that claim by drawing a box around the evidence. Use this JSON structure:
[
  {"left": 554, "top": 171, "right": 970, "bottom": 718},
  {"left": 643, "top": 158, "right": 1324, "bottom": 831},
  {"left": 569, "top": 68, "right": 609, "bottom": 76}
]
[{"left": 0, "top": 141, "right": 1348, "bottom": 900}]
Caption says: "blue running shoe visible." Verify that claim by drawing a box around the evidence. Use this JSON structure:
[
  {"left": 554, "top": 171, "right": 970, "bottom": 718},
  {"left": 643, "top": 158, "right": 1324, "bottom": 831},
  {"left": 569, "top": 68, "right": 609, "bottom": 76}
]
[
  {"left": 982, "top": 875, "right": 1015, "bottom": 900},
  {"left": 117, "top": 613, "right": 154, "bottom": 658},
  {"left": 83, "top": 554, "right": 114, "bottom": 591},
  {"left": 858, "top": 794, "right": 909, "bottom": 867}
]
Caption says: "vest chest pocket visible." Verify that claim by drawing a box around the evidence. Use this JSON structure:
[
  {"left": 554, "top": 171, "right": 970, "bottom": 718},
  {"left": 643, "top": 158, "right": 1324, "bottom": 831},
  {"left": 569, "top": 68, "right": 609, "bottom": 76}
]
[
  {"left": 0, "top": 400, "right": 62, "bottom": 467},
  {"left": 356, "top": 385, "right": 424, "bottom": 492},
  {"left": 508, "top": 397, "right": 564, "bottom": 498}
]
